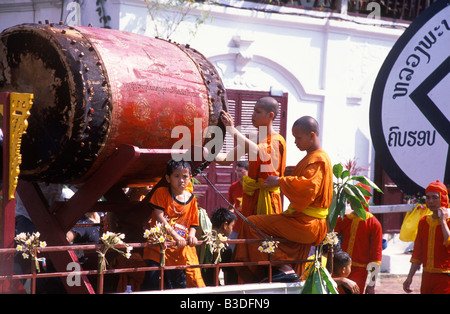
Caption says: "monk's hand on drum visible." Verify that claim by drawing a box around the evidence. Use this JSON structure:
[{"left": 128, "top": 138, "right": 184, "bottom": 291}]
[
  {"left": 220, "top": 110, "right": 234, "bottom": 127},
  {"left": 264, "top": 175, "right": 280, "bottom": 188}
]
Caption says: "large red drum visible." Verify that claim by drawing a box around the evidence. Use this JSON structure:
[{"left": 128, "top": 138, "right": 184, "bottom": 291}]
[{"left": 0, "top": 23, "right": 226, "bottom": 185}]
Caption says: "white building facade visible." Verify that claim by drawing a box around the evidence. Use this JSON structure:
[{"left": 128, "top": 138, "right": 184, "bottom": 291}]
[{"left": 0, "top": 0, "right": 409, "bottom": 185}]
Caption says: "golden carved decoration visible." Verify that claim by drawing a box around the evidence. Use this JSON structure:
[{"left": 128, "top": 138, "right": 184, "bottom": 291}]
[{"left": 8, "top": 93, "right": 33, "bottom": 200}]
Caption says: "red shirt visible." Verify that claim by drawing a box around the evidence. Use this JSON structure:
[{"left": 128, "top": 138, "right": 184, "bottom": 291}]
[
  {"left": 411, "top": 215, "right": 450, "bottom": 273},
  {"left": 335, "top": 212, "right": 383, "bottom": 267}
]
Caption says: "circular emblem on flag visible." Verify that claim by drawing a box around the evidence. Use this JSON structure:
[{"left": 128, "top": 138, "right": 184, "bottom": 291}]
[{"left": 370, "top": 0, "right": 450, "bottom": 195}]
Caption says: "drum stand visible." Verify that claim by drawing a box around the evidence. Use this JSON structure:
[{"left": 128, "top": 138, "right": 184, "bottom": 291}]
[
  {"left": 1, "top": 92, "right": 207, "bottom": 293},
  {"left": 18, "top": 144, "right": 185, "bottom": 293}
]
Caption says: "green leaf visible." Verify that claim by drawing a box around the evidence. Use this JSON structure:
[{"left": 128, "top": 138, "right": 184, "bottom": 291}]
[
  {"left": 337, "top": 189, "right": 348, "bottom": 223},
  {"left": 313, "top": 270, "right": 325, "bottom": 294},
  {"left": 348, "top": 184, "right": 369, "bottom": 208},
  {"left": 319, "top": 267, "right": 339, "bottom": 294},
  {"left": 328, "top": 187, "right": 348, "bottom": 230},
  {"left": 354, "top": 183, "right": 373, "bottom": 198},
  {"left": 341, "top": 169, "right": 350, "bottom": 180},
  {"left": 333, "top": 163, "right": 343, "bottom": 179},
  {"left": 327, "top": 191, "right": 338, "bottom": 230},
  {"left": 343, "top": 185, "right": 355, "bottom": 197},
  {"left": 350, "top": 175, "right": 383, "bottom": 193},
  {"left": 353, "top": 203, "right": 367, "bottom": 221},
  {"left": 301, "top": 261, "right": 331, "bottom": 294},
  {"left": 346, "top": 190, "right": 367, "bottom": 221},
  {"left": 301, "top": 268, "right": 316, "bottom": 294},
  {"left": 337, "top": 188, "right": 347, "bottom": 215}
]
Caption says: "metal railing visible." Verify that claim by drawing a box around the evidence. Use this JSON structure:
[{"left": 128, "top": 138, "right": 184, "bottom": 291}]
[
  {"left": 1, "top": 203, "right": 414, "bottom": 293},
  {"left": 0, "top": 238, "right": 311, "bottom": 294},
  {"left": 241, "top": 0, "right": 436, "bottom": 21}
]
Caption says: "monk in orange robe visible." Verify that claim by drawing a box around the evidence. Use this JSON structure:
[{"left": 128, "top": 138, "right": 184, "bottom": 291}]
[
  {"left": 215, "top": 96, "right": 286, "bottom": 218},
  {"left": 233, "top": 116, "right": 333, "bottom": 282},
  {"left": 334, "top": 183, "right": 383, "bottom": 294},
  {"left": 241, "top": 131, "right": 286, "bottom": 217},
  {"left": 403, "top": 180, "right": 450, "bottom": 294}
]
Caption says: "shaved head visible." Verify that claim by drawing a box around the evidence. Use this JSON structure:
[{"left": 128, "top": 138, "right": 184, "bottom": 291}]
[
  {"left": 256, "top": 97, "right": 279, "bottom": 119},
  {"left": 293, "top": 116, "right": 319, "bottom": 135}
]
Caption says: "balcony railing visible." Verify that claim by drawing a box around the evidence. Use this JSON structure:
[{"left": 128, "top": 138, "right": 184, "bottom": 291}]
[{"left": 243, "top": 0, "right": 437, "bottom": 22}]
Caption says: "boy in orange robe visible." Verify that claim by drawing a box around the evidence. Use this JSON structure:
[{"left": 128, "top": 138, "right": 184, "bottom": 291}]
[
  {"left": 215, "top": 97, "right": 286, "bottom": 217},
  {"left": 233, "top": 116, "right": 333, "bottom": 282},
  {"left": 334, "top": 183, "right": 383, "bottom": 294},
  {"left": 141, "top": 160, "right": 205, "bottom": 290},
  {"left": 403, "top": 180, "right": 450, "bottom": 294}
]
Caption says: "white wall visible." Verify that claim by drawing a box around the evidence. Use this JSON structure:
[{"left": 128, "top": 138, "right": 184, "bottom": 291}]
[{"left": 0, "top": 0, "right": 408, "bottom": 179}]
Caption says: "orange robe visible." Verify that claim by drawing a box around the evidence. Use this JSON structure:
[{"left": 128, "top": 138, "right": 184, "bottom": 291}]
[
  {"left": 143, "top": 186, "right": 205, "bottom": 288},
  {"left": 241, "top": 132, "right": 286, "bottom": 217},
  {"left": 411, "top": 215, "right": 450, "bottom": 294},
  {"left": 234, "top": 148, "right": 333, "bottom": 282},
  {"left": 334, "top": 211, "right": 383, "bottom": 293}
]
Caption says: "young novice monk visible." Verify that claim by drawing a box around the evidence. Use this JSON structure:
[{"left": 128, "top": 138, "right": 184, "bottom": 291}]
[
  {"left": 141, "top": 160, "right": 205, "bottom": 290},
  {"left": 403, "top": 180, "right": 450, "bottom": 294},
  {"left": 215, "top": 96, "right": 286, "bottom": 218},
  {"left": 233, "top": 116, "right": 333, "bottom": 283}
]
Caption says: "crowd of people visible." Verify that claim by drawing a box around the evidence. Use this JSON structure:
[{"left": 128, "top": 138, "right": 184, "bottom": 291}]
[{"left": 13, "top": 96, "right": 449, "bottom": 294}]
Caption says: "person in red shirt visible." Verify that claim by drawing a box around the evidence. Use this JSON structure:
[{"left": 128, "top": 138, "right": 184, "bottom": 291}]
[
  {"left": 403, "top": 180, "right": 450, "bottom": 294},
  {"left": 334, "top": 183, "right": 383, "bottom": 294},
  {"left": 228, "top": 160, "right": 248, "bottom": 239}
]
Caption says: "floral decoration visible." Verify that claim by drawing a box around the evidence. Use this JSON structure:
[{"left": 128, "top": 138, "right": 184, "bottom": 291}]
[
  {"left": 258, "top": 239, "right": 279, "bottom": 255},
  {"left": 143, "top": 222, "right": 172, "bottom": 266},
  {"left": 203, "top": 230, "right": 228, "bottom": 264},
  {"left": 98, "top": 231, "right": 132, "bottom": 274},
  {"left": 15, "top": 232, "right": 47, "bottom": 273}
]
